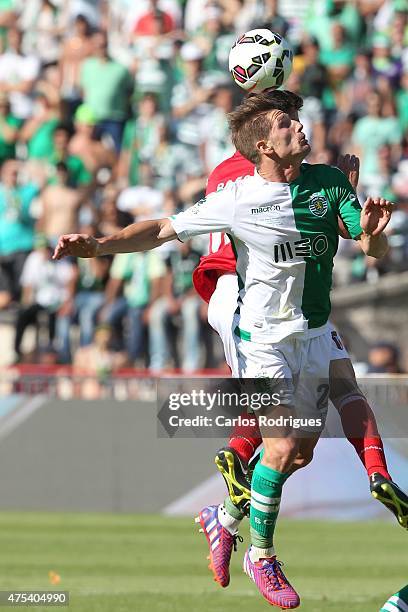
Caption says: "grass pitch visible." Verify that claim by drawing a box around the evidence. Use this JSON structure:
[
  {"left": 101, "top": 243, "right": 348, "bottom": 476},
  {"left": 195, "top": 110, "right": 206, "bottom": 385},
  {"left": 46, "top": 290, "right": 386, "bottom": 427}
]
[{"left": 0, "top": 512, "right": 405, "bottom": 611}]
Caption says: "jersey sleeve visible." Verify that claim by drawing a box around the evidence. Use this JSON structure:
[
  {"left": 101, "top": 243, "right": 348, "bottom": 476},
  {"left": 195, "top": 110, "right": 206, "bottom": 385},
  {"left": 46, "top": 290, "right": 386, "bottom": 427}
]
[
  {"left": 327, "top": 166, "right": 363, "bottom": 239},
  {"left": 169, "top": 186, "right": 235, "bottom": 242}
]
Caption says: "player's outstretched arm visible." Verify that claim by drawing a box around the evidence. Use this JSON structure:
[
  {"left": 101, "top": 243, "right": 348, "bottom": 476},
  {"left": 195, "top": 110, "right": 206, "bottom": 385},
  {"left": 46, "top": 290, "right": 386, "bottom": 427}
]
[
  {"left": 52, "top": 218, "right": 177, "bottom": 260},
  {"left": 358, "top": 197, "right": 393, "bottom": 258}
]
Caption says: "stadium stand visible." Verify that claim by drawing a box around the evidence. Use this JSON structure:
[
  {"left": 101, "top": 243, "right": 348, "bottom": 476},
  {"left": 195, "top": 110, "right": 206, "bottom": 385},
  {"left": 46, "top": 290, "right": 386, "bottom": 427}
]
[{"left": 0, "top": 0, "right": 408, "bottom": 373}]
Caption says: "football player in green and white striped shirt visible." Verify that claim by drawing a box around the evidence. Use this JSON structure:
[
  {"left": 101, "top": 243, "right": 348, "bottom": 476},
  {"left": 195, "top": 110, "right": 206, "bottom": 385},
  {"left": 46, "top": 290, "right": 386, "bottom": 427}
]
[{"left": 52, "top": 91, "right": 393, "bottom": 609}]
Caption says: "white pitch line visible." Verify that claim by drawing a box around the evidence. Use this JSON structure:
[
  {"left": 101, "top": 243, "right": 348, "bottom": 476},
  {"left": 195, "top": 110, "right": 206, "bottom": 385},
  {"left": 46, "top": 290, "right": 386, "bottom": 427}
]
[{"left": 0, "top": 395, "right": 47, "bottom": 441}]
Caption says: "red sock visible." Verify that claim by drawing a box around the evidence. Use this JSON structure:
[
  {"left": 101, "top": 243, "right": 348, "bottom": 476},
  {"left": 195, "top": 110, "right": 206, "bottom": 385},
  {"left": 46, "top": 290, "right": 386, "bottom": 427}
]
[
  {"left": 349, "top": 436, "right": 391, "bottom": 479},
  {"left": 229, "top": 412, "right": 262, "bottom": 464},
  {"left": 339, "top": 398, "right": 391, "bottom": 480}
]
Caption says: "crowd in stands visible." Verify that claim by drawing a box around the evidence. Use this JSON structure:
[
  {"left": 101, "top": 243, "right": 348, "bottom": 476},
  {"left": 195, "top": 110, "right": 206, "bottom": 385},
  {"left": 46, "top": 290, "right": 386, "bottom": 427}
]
[{"left": 0, "top": 0, "right": 408, "bottom": 372}]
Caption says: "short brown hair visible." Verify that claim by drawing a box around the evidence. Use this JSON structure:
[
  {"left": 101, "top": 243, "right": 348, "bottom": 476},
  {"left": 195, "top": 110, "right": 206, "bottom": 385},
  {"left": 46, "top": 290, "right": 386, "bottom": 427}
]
[{"left": 228, "top": 90, "right": 303, "bottom": 165}]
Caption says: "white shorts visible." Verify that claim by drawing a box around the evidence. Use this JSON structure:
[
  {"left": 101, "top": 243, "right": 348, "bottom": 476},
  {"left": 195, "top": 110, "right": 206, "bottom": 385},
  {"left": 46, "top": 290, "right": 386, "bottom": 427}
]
[
  {"left": 208, "top": 273, "right": 349, "bottom": 372},
  {"left": 207, "top": 273, "right": 347, "bottom": 424},
  {"left": 235, "top": 330, "right": 331, "bottom": 424}
]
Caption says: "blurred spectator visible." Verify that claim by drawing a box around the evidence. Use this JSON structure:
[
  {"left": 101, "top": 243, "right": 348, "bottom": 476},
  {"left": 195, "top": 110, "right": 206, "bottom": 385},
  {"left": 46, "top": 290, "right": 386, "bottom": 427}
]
[
  {"left": 37, "top": 161, "right": 83, "bottom": 245},
  {"left": 328, "top": 113, "right": 355, "bottom": 156},
  {"left": 0, "top": 91, "right": 21, "bottom": 165},
  {"left": 0, "top": 27, "right": 40, "bottom": 119},
  {"left": 171, "top": 41, "right": 215, "bottom": 164},
  {"left": 21, "top": 0, "right": 65, "bottom": 65},
  {"left": 367, "top": 342, "right": 404, "bottom": 374},
  {"left": 73, "top": 323, "right": 127, "bottom": 399},
  {"left": 149, "top": 240, "right": 202, "bottom": 372},
  {"left": 307, "top": 0, "right": 362, "bottom": 52},
  {"left": 339, "top": 49, "right": 376, "bottom": 117},
  {"left": 60, "top": 14, "right": 93, "bottom": 115},
  {"left": 56, "top": 254, "right": 111, "bottom": 363},
  {"left": 100, "top": 251, "right": 166, "bottom": 364},
  {"left": 396, "top": 68, "right": 408, "bottom": 132},
  {"left": 192, "top": 5, "right": 234, "bottom": 73},
  {"left": 184, "top": 0, "right": 212, "bottom": 34},
  {"left": 14, "top": 234, "right": 75, "bottom": 361},
  {"left": 201, "top": 85, "right": 234, "bottom": 173},
  {"left": 69, "top": 0, "right": 108, "bottom": 29},
  {"left": 133, "top": 0, "right": 176, "bottom": 36},
  {"left": 392, "top": 157, "right": 408, "bottom": 201},
  {"left": 80, "top": 30, "right": 133, "bottom": 151},
  {"left": 128, "top": 0, "right": 181, "bottom": 33},
  {"left": 149, "top": 123, "right": 206, "bottom": 195},
  {"left": 98, "top": 184, "right": 133, "bottom": 235},
  {"left": 299, "top": 38, "right": 328, "bottom": 101},
  {"left": 36, "top": 64, "right": 62, "bottom": 110},
  {"left": 116, "top": 161, "right": 169, "bottom": 221},
  {"left": 68, "top": 103, "right": 116, "bottom": 174},
  {"left": 47, "top": 123, "right": 92, "bottom": 187},
  {"left": 0, "top": 1, "right": 17, "bottom": 53},
  {"left": 117, "top": 92, "right": 164, "bottom": 187},
  {"left": 390, "top": 4, "right": 408, "bottom": 58},
  {"left": 371, "top": 33, "right": 401, "bottom": 87},
  {"left": 367, "top": 144, "right": 397, "bottom": 200},
  {"left": 0, "top": 159, "right": 38, "bottom": 308},
  {"left": 19, "top": 90, "right": 60, "bottom": 160},
  {"left": 320, "top": 22, "right": 355, "bottom": 93},
  {"left": 252, "top": 0, "right": 289, "bottom": 37},
  {"left": 132, "top": 42, "right": 174, "bottom": 111},
  {"left": 352, "top": 90, "right": 402, "bottom": 190}
]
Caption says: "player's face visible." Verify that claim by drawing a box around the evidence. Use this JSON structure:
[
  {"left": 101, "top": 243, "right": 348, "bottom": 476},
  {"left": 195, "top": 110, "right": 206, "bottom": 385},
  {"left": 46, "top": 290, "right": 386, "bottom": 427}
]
[{"left": 264, "top": 109, "right": 311, "bottom": 163}]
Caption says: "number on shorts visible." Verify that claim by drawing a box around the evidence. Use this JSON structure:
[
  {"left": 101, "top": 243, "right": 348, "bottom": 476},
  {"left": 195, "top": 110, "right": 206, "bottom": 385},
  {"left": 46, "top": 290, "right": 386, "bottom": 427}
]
[{"left": 331, "top": 330, "right": 344, "bottom": 351}]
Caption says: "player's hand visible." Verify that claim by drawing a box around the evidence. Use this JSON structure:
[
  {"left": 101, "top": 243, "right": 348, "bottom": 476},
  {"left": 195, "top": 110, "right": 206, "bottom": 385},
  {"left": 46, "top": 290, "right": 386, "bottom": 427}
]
[
  {"left": 337, "top": 154, "right": 360, "bottom": 191},
  {"left": 360, "top": 197, "right": 394, "bottom": 236},
  {"left": 53, "top": 234, "right": 99, "bottom": 260}
]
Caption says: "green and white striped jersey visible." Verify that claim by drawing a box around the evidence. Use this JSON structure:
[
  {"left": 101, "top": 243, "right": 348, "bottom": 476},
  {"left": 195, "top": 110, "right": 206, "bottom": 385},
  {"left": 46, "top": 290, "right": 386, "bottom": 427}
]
[{"left": 171, "top": 163, "right": 362, "bottom": 343}]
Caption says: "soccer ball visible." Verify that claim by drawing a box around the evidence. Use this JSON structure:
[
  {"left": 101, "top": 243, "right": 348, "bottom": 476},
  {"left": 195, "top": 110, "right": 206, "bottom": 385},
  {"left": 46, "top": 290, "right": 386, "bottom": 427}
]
[{"left": 229, "top": 29, "right": 293, "bottom": 93}]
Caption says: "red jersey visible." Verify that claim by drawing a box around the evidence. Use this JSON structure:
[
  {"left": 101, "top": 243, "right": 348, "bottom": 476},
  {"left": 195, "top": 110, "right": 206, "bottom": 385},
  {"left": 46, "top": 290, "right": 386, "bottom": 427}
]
[{"left": 192, "top": 151, "right": 254, "bottom": 302}]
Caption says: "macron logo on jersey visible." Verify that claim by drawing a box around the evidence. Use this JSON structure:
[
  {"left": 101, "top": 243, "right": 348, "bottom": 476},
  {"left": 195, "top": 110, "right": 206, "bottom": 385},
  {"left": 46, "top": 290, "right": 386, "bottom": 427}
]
[{"left": 251, "top": 204, "right": 281, "bottom": 214}]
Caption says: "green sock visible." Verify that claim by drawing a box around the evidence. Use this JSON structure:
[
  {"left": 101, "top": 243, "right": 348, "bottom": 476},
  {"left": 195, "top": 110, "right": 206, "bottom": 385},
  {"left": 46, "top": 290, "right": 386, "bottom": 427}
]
[
  {"left": 249, "top": 461, "right": 287, "bottom": 549},
  {"left": 224, "top": 496, "right": 245, "bottom": 520}
]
